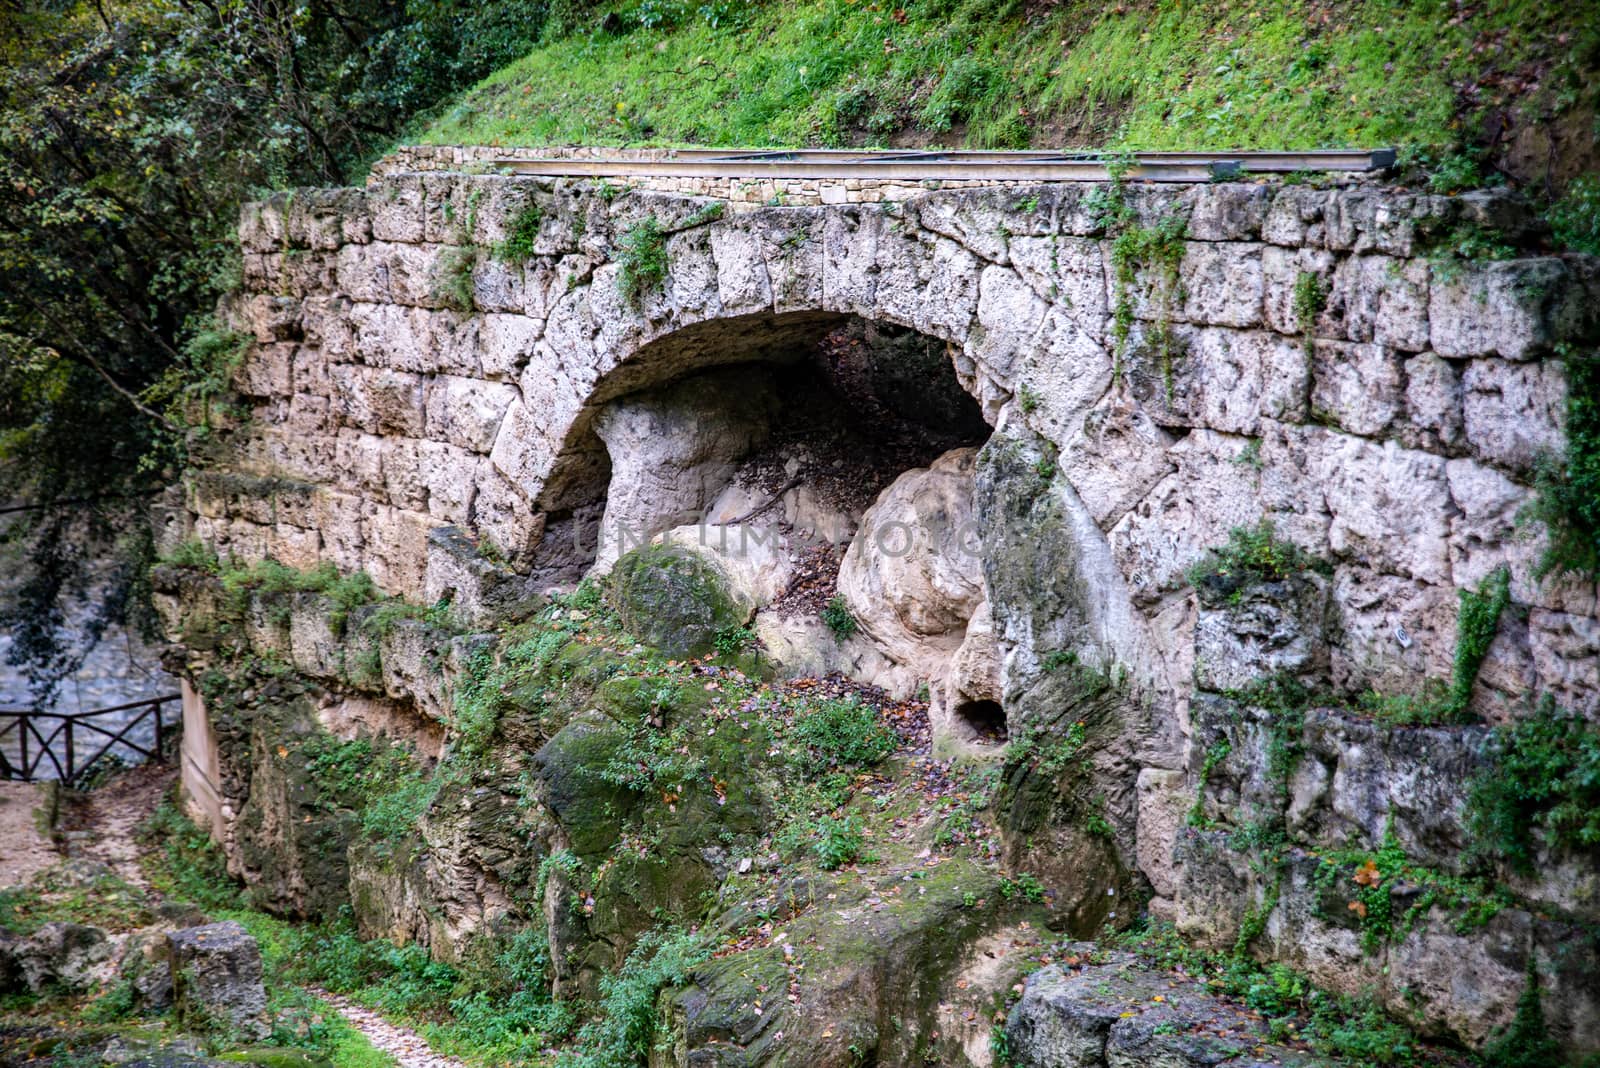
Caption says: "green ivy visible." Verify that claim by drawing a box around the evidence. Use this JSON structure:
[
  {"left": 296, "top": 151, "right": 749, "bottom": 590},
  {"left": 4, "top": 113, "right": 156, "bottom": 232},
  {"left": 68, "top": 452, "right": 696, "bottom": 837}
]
[
  {"left": 1467, "top": 698, "right": 1600, "bottom": 874},
  {"left": 1525, "top": 347, "right": 1600, "bottom": 583}
]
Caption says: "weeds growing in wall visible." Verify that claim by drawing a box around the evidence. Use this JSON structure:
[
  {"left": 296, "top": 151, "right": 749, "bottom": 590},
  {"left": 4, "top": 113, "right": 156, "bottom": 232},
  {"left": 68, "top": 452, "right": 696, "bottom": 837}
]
[
  {"left": 1184, "top": 520, "right": 1331, "bottom": 595},
  {"left": 1468, "top": 697, "right": 1600, "bottom": 875},
  {"left": 493, "top": 201, "right": 544, "bottom": 262},
  {"left": 617, "top": 215, "right": 668, "bottom": 307},
  {"left": 435, "top": 244, "right": 478, "bottom": 311},
  {"left": 1525, "top": 345, "right": 1600, "bottom": 584},
  {"left": 1292, "top": 271, "right": 1326, "bottom": 357},
  {"left": 821, "top": 593, "right": 858, "bottom": 639}
]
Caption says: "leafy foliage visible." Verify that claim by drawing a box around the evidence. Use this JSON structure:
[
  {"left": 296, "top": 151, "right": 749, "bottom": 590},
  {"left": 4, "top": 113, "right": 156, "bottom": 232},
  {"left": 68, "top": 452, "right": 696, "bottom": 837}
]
[
  {"left": 1481, "top": 958, "right": 1564, "bottom": 1068},
  {"left": 562, "top": 928, "right": 707, "bottom": 1068},
  {"left": 1468, "top": 699, "right": 1600, "bottom": 873},
  {"left": 821, "top": 594, "right": 858, "bottom": 640},
  {"left": 1185, "top": 521, "right": 1330, "bottom": 594},
  {"left": 791, "top": 697, "right": 896, "bottom": 770},
  {"left": 1525, "top": 348, "right": 1600, "bottom": 583},
  {"left": 617, "top": 216, "right": 668, "bottom": 307},
  {"left": 810, "top": 812, "right": 867, "bottom": 870},
  {"left": 1549, "top": 174, "right": 1600, "bottom": 255},
  {"left": 494, "top": 202, "right": 546, "bottom": 262},
  {"left": 0, "top": 0, "right": 546, "bottom": 692}
]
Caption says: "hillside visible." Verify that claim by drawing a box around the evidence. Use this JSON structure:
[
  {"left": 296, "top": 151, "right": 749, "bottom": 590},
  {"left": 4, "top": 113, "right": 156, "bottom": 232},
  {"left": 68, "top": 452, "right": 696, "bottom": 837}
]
[{"left": 419, "top": 0, "right": 1600, "bottom": 188}]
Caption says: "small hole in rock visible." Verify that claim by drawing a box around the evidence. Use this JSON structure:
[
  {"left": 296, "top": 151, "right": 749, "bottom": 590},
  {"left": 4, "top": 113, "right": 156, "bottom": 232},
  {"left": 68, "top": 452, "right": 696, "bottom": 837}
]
[{"left": 954, "top": 699, "right": 1007, "bottom": 744}]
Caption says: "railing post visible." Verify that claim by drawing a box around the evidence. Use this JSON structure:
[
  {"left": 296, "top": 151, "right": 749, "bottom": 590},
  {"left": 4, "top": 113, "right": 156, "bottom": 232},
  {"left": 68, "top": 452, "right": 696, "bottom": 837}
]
[
  {"left": 19, "top": 721, "right": 28, "bottom": 781},
  {"left": 153, "top": 699, "right": 163, "bottom": 760},
  {"left": 64, "top": 718, "right": 74, "bottom": 784}
]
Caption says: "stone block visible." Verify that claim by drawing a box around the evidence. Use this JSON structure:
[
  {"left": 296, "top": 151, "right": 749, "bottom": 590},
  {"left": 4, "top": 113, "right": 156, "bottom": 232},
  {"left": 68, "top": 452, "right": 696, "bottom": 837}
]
[
  {"left": 1310, "top": 339, "right": 1403, "bottom": 436},
  {"left": 1430, "top": 258, "right": 1593, "bottom": 360},
  {"left": 166, "top": 921, "right": 268, "bottom": 1040},
  {"left": 1180, "top": 241, "right": 1263, "bottom": 328},
  {"left": 1461, "top": 358, "right": 1566, "bottom": 473},
  {"left": 424, "top": 376, "right": 517, "bottom": 454}
]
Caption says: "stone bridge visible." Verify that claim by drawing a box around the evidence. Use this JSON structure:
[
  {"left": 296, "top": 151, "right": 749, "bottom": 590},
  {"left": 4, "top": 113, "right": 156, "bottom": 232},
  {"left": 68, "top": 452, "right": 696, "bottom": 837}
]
[
  {"left": 161, "top": 154, "right": 1600, "bottom": 1052},
  {"left": 204, "top": 160, "right": 1597, "bottom": 712}
]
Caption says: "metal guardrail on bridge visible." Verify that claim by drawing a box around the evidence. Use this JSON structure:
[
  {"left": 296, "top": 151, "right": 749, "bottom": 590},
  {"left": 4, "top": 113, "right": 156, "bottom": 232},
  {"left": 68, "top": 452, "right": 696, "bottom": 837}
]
[
  {"left": 0, "top": 692, "right": 181, "bottom": 785},
  {"left": 493, "top": 148, "right": 1398, "bottom": 183}
]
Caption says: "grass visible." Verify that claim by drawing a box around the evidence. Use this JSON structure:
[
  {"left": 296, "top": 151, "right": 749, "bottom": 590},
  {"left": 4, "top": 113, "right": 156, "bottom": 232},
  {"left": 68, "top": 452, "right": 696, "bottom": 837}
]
[{"left": 416, "top": 0, "right": 1594, "bottom": 175}]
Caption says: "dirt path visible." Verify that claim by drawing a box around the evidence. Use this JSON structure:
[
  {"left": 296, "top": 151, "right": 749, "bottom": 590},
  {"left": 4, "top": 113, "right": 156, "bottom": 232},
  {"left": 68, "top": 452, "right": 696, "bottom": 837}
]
[
  {"left": 308, "top": 988, "right": 473, "bottom": 1068},
  {"left": 60, "top": 762, "right": 177, "bottom": 888},
  {"left": 0, "top": 780, "right": 58, "bottom": 887}
]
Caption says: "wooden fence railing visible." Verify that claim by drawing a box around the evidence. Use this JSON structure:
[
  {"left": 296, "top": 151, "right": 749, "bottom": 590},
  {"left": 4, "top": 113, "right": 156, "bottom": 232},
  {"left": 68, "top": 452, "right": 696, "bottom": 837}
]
[{"left": 0, "top": 693, "right": 181, "bottom": 785}]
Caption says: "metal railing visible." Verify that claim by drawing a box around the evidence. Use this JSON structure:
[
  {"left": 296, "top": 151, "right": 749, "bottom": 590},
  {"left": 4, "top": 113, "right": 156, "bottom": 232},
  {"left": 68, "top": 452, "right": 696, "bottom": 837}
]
[{"left": 0, "top": 692, "right": 181, "bottom": 785}]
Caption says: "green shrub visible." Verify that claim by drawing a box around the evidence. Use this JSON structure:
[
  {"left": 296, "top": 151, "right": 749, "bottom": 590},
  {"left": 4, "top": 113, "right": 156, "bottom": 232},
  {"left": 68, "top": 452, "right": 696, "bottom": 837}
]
[
  {"left": 1524, "top": 348, "right": 1600, "bottom": 583},
  {"left": 1292, "top": 271, "right": 1326, "bottom": 355},
  {"left": 812, "top": 813, "right": 866, "bottom": 870},
  {"left": 617, "top": 216, "right": 668, "bottom": 307},
  {"left": 1481, "top": 958, "right": 1563, "bottom": 1068},
  {"left": 1549, "top": 174, "right": 1600, "bottom": 255},
  {"left": 791, "top": 697, "right": 895, "bottom": 770},
  {"left": 712, "top": 624, "right": 754, "bottom": 656},
  {"left": 435, "top": 245, "right": 478, "bottom": 311},
  {"left": 1185, "top": 521, "right": 1329, "bottom": 594},
  {"left": 820, "top": 594, "right": 858, "bottom": 640},
  {"left": 138, "top": 794, "right": 243, "bottom": 912},
  {"left": 562, "top": 928, "right": 707, "bottom": 1068},
  {"left": 1468, "top": 699, "right": 1600, "bottom": 874},
  {"left": 494, "top": 201, "right": 544, "bottom": 261}
]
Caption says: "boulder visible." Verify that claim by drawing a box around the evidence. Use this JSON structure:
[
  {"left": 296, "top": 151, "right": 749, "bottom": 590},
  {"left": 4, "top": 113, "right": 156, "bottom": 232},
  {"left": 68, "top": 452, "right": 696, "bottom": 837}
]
[
  {"left": 837, "top": 447, "right": 985, "bottom": 689},
  {"left": 590, "top": 366, "right": 778, "bottom": 573},
  {"left": 608, "top": 541, "right": 749, "bottom": 659},
  {"left": 1191, "top": 572, "right": 1332, "bottom": 693},
  {"left": 1006, "top": 955, "right": 1320, "bottom": 1067},
  {"left": 167, "top": 921, "right": 269, "bottom": 1040},
  {"left": 0, "top": 921, "right": 111, "bottom": 994}
]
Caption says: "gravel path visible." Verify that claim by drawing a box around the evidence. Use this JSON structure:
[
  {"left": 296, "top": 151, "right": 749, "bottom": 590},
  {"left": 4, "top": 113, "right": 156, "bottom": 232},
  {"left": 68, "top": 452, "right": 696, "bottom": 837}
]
[
  {"left": 0, "top": 780, "right": 57, "bottom": 887},
  {"left": 309, "top": 988, "right": 472, "bottom": 1068}
]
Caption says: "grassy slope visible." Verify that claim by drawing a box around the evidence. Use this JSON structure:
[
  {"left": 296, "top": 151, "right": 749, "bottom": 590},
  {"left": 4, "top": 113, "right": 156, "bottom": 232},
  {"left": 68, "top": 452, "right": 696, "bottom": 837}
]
[{"left": 418, "top": 0, "right": 1595, "bottom": 170}]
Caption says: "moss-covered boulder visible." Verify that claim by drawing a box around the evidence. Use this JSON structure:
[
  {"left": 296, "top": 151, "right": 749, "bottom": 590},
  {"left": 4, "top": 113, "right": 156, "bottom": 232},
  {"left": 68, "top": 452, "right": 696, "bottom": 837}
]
[{"left": 609, "top": 542, "right": 747, "bottom": 658}]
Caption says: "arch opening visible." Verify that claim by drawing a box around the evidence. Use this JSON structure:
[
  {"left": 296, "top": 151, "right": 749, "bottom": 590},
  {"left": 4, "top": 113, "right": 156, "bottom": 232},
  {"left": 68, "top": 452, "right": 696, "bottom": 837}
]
[{"left": 951, "top": 699, "right": 1008, "bottom": 745}]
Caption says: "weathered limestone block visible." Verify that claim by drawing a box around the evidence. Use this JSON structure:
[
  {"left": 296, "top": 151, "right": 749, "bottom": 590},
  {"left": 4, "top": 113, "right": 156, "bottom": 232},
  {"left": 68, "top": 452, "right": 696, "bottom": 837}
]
[
  {"left": 364, "top": 505, "right": 433, "bottom": 594},
  {"left": 1192, "top": 573, "right": 1331, "bottom": 693},
  {"left": 1261, "top": 244, "right": 1335, "bottom": 335},
  {"left": 331, "top": 365, "right": 425, "bottom": 437},
  {"left": 1183, "top": 182, "right": 1271, "bottom": 241},
  {"left": 283, "top": 188, "right": 363, "bottom": 251},
  {"left": 1309, "top": 339, "right": 1403, "bottom": 436},
  {"left": 838, "top": 448, "right": 985, "bottom": 682},
  {"left": 167, "top": 921, "right": 269, "bottom": 1040},
  {"left": 1008, "top": 235, "right": 1108, "bottom": 341},
  {"left": 1006, "top": 955, "right": 1317, "bottom": 1068},
  {"left": 1180, "top": 241, "right": 1263, "bottom": 328},
  {"left": 1461, "top": 358, "right": 1566, "bottom": 473},
  {"left": 333, "top": 429, "right": 387, "bottom": 498},
  {"left": 0, "top": 922, "right": 111, "bottom": 995},
  {"left": 242, "top": 294, "right": 302, "bottom": 343},
  {"left": 1327, "top": 564, "right": 1457, "bottom": 697},
  {"left": 1315, "top": 433, "right": 1452, "bottom": 584},
  {"left": 1261, "top": 184, "right": 1329, "bottom": 248},
  {"left": 970, "top": 264, "right": 1047, "bottom": 384},
  {"left": 1325, "top": 189, "right": 1451, "bottom": 257},
  {"left": 1134, "top": 767, "right": 1187, "bottom": 903},
  {"left": 1010, "top": 305, "right": 1114, "bottom": 442},
  {"left": 709, "top": 222, "right": 772, "bottom": 315},
  {"left": 755, "top": 208, "right": 826, "bottom": 314},
  {"left": 1400, "top": 351, "right": 1466, "bottom": 452},
  {"left": 1058, "top": 393, "right": 1176, "bottom": 529},
  {"left": 1325, "top": 253, "right": 1430, "bottom": 351},
  {"left": 1109, "top": 429, "right": 1277, "bottom": 602},
  {"left": 589, "top": 366, "right": 776, "bottom": 573},
  {"left": 423, "top": 376, "right": 516, "bottom": 454},
  {"left": 1155, "top": 326, "right": 1309, "bottom": 434},
  {"left": 1431, "top": 258, "right": 1592, "bottom": 360},
  {"left": 1527, "top": 608, "right": 1600, "bottom": 715},
  {"left": 368, "top": 175, "right": 425, "bottom": 243},
  {"left": 418, "top": 440, "right": 480, "bottom": 525},
  {"left": 478, "top": 313, "right": 540, "bottom": 381}
]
